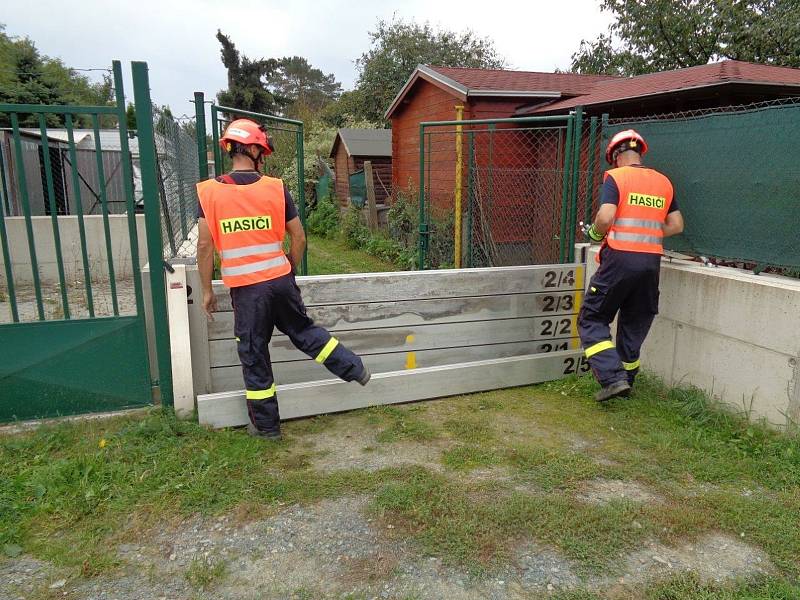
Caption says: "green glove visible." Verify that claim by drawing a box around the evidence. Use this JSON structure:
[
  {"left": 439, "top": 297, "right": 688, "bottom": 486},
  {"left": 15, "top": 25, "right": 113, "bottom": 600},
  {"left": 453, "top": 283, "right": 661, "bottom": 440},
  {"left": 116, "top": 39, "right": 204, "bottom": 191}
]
[{"left": 587, "top": 224, "right": 605, "bottom": 242}]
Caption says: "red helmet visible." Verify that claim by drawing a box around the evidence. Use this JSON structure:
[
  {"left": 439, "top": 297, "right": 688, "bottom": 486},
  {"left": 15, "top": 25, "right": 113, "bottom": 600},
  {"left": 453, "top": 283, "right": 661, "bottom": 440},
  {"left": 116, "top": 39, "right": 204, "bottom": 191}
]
[
  {"left": 605, "top": 129, "right": 648, "bottom": 165},
  {"left": 219, "top": 118, "right": 273, "bottom": 156}
]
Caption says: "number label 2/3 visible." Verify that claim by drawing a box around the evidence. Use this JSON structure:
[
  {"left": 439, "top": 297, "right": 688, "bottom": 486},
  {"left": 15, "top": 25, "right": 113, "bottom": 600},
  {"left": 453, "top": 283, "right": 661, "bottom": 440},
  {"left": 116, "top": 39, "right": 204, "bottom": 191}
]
[
  {"left": 541, "top": 293, "right": 575, "bottom": 312},
  {"left": 563, "top": 356, "right": 591, "bottom": 375}
]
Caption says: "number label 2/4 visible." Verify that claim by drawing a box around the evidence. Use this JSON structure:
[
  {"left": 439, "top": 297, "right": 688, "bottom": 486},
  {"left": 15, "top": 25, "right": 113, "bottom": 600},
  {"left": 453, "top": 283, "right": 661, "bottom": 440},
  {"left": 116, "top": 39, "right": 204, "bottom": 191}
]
[
  {"left": 543, "top": 269, "right": 577, "bottom": 289},
  {"left": 563, "top": 356, "right": 591, "bottom": 375}
]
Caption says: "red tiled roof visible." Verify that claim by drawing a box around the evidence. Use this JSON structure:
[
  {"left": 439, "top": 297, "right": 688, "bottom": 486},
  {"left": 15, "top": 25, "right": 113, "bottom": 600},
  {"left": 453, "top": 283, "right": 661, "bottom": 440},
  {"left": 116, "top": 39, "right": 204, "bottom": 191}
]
[
  {"left": 428, "top": 66, "right": 617, "bottom": 96},
  {"left": 519, "top": 60, "right": 800, "bottom": 114}
]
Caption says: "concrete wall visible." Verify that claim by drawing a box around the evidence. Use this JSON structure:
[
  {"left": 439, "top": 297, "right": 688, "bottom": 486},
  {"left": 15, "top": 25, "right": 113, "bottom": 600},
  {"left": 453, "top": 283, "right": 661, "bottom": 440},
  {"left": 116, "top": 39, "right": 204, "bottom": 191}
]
[
  {"left": 0, "top": 214, "right": 148, "bottom": 284},
  {"left": 586, "top": 246, "right": 800, "bottom": 428}
]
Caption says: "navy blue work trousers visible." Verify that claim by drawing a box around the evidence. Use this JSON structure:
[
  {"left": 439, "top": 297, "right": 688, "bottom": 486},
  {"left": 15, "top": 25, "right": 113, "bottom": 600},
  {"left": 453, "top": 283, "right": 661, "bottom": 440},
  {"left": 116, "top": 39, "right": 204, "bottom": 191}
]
[
  {"left": 230, "top": 272, "right": 365, "bottom": 433},
  {"left": 577, "top": 248, "right": 660, "bottom": 387}
]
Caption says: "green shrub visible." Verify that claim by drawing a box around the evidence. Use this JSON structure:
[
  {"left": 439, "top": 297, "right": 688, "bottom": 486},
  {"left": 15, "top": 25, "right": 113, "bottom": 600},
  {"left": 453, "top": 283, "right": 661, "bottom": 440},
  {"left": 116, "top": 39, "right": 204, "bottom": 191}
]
[
  {"left": 341, "top": 205, "right": 415, "bottom": 270},
  {"left": 306, "top": 195, "right": 340, "bottom": 238}
]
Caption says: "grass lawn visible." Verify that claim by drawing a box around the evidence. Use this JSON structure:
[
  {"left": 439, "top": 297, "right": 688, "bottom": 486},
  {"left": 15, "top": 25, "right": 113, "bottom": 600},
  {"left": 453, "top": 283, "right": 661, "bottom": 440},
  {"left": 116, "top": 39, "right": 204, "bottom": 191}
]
[
  {"left": 306, "top": 233, "right": 400, "bottom": 275},
  {"left": 1, "top": 375, "right": 799, "bottom": 598}
]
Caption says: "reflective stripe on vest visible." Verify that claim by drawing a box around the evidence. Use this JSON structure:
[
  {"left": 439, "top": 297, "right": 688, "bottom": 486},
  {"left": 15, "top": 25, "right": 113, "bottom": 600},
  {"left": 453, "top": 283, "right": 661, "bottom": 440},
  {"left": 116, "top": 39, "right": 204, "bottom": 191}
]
[
  {"left": 603, "top": 166, "right": 673, "bottom": 255},
  {"left": 221, "top": 254, "right": 289, "bottom": 277},
  {"left": 220, "top": 242, "right": 284, "bottom": 260},
  {"left": 608, "top": 231, "right": 663, "bottom": 245},
  {"left": 196, "top": 176, "right": 292, "bottom": 287}
]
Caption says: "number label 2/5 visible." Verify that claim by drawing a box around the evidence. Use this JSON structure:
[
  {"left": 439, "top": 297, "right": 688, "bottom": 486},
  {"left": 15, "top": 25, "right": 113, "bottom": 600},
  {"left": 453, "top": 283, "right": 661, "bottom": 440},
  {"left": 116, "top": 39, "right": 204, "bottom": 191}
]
[{"left": 563, "top": 356, "right": 591, "bottom": 375}]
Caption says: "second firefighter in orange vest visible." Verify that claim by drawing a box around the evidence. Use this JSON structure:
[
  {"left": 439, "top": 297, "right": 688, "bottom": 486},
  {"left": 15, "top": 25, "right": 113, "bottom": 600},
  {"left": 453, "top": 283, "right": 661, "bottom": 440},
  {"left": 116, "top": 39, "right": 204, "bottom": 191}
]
[
  {"left": 196, "top": 119, "right": 370, "bottom": 440},
  {"left": 578, "top": 129, "right": 685, "bottom": 403}
]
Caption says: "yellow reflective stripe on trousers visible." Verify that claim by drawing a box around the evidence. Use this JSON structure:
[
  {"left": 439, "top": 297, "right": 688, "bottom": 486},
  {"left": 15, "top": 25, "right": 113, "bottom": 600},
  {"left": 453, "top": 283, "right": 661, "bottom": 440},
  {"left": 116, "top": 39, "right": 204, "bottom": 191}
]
[
  {"left": 315, "top": 337, "right": 339, "bottom": 364},
  {"left": 584, "top": 340, "right": 615, "bottom": 358},
  {"left": 246, "top": 384, "right": 276, "bottom": 400},
  {"left": 622, "top": 359, "right": 641, "bottom": 370}
]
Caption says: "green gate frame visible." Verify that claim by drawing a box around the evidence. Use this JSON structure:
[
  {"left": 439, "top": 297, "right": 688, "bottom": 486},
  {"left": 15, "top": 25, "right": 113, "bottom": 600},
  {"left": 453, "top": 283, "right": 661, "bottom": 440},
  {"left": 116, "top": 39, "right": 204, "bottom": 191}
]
[
  {"left": 0, "top": 60, "right": 173, "bottom": 422},
  {"left": 198, "top": 101, "right": 308, "bottom": 276}
]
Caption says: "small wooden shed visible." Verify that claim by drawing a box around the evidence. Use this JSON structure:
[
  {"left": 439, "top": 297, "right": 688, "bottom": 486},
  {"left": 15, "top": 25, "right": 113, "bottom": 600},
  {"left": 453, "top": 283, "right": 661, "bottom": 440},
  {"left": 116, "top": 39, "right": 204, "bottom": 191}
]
[{"left": 329, "top": 128, "right": 392, "bottom": 206}]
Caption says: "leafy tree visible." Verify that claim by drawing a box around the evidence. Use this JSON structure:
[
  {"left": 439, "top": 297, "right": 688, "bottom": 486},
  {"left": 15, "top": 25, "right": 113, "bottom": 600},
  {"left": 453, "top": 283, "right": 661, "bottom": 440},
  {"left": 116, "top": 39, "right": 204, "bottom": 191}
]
[
  {"left": 125, "top": 102, "right": 137, "bottom": 130},
  {"left": 216, "top": 30, "right": 279, "bottom": 115},
  {"left": 351, "top": 17, "right": 505, "bottom": 123},
  {"left": 268, "top": 56, "right": 342, "bottom": 119},
  {"left": 0, "top": 24, "right": 113, "bottom": 127},
  {"left": 571, "top": 0, "right": 800, "bottom": 76}
]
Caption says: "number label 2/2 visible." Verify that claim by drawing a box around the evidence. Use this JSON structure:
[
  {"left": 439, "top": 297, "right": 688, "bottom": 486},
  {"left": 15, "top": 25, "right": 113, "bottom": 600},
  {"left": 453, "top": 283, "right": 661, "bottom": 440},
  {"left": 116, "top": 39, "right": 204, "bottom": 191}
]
[
  {"left": 563, "top": 356, "right": 591, "bottom": 375},
  {"left": 539, "top": 318, "right": 573, "bottom": 337}
]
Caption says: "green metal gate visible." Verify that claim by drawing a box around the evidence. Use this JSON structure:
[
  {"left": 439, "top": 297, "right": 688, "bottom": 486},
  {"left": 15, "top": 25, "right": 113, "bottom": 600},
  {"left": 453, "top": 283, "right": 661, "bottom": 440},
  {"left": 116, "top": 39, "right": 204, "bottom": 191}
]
[
  {"left": 202, "top": 101, "right": 308, "bottom": 275},
  {"left": 0, "top": 61, "right": 173, "bottom": 422}
]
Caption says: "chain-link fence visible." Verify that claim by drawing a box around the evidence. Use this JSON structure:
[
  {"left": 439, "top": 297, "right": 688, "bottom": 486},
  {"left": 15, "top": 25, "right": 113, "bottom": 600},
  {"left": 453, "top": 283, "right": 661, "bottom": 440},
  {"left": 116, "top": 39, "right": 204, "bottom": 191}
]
[
  {"left": 605, "top": 98, "right": 800, "bottom": 273},
  {"left": 152, "top": 107, "right": 200, "bottom": 259},
  {"left": 418, "top": 115, "right": 598, "bottom": 269}
]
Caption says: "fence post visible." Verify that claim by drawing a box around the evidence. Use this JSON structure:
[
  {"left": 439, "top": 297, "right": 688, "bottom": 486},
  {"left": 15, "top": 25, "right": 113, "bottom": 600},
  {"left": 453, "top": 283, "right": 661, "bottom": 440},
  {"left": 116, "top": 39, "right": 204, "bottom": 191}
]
[
  {"left": 585, "top": 115, "right": 598, "bottom": 228},
  {"left": 568, "top": 106, "right": 584, "bottom": 262},
  {"left": 194, "top": 92, "right": 209, "bottom": 180},
  {"left": 418, "top": 123, "right": 427, "bottom": 270},
  {"left": 558, "top": 115, "right": 574, "bottom": 263},
  {"left": 295, "top": 125, "right": 307, "bottom": 275},
  {"left": 113, "top": 60, "right": 147, "bottom": 320},
  {"left": 454, "top": 104, "right": 464, "bottom": 268},
  {"left": 132, "top": 60, "right": 174, "bottom": 410},
  {"left": 364, "top": 160, "right": 379, "bottom": 232},
  {"left": 211, "top": 105, "right": 222, "bottom": 177}
]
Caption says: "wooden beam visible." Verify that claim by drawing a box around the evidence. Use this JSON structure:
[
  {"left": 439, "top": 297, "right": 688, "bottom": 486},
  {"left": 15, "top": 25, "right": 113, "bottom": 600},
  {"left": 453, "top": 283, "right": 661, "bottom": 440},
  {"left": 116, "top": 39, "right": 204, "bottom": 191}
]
[
  {"left": 209, "top": 338, "right": 580, "bottom": 392},
  {"left": 364, "top": 160, "right": 379, "bottom": 232},
  {"left": 208, "top": 315, "right": 580, "bottom": 367},
  {"left": 210, "top": 264, "right": 585, "bottom": 309},
  {"left": 198, "top": 350, "right": 587, "bottom": 428},
  {"left": 206, "top": 291, "right": 583, "bottom": 340}
]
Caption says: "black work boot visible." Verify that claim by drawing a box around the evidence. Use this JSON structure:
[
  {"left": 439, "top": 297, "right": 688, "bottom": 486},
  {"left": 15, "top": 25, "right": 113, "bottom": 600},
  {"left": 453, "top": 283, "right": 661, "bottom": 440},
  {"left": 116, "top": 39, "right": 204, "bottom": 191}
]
[
  {"left": 246, "top": 423, "right": 282, "bottom": 441},
  {"left": 356, "top": 365, "right": 371, "bottom": 386},
  {"left": 595, "top": 380, "right": 631, "bottom": 403}
]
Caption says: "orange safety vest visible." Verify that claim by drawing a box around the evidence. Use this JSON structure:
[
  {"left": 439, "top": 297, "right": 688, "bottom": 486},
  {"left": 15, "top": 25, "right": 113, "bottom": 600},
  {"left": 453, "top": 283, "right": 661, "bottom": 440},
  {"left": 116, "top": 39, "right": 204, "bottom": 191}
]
[
  {"left": 603, "top": 166, "right": 674, "bottom": 255},
  {"left": 196, "top": 176, "right": 291, "bottom": 288}
]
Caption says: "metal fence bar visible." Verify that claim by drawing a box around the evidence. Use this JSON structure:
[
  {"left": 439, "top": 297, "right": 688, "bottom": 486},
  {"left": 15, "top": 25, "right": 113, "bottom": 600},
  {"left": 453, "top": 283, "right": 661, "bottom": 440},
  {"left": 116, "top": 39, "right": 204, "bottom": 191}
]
[
  {"left": 132, "top": 60, "right": 174, "bottom": 409},
  {"left": 91, "top": 113, "right": 119, "bottom": 315},
  {"left": 38, "top": 114, "right": 71, "bottom": 318},
  {"left": 417, "top": 124, "right": 426, "bottom": 269},
  {"left": 211, "top": 105, "right": 222, "bottom": 176},
  {"left": 213, "top": 104, "right": 303, "bottom": 126},
  {"left": 0, "top": 144, "right": 19, "bottom": 322},
  {"left": 9, "top": 113, "right": 45, "bottom": 319},
  {"left": 113, "top": 60, "right": 146, "bottom": 318},
  {"left": 558, "top": 115, "right": 574, "bottom": 263},
  {"left": 194, "top": 92, "right": 209, "bottom": 180},
  {"left": 567, "top": 107, "right": 583, "bottom": 261},
  {"left": 64, "top": 114, "right": 95, "bottom": 317},
  {"left": 0, "top": 104, "right": 119, "bottom": 115}
]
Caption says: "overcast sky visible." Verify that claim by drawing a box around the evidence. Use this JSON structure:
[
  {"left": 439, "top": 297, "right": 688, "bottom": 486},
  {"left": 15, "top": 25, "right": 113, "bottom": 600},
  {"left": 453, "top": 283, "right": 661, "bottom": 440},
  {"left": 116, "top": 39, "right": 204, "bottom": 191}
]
[{"left": 4, "top": 0, "right": 612, "bottom": 118}]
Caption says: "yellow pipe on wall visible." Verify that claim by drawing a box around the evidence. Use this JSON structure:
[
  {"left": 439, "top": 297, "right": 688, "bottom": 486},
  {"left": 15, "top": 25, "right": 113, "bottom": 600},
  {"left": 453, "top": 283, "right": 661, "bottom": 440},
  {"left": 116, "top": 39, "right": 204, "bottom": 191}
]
[{"left": 454, "top": 104, "right": 464, "bottom": 268}]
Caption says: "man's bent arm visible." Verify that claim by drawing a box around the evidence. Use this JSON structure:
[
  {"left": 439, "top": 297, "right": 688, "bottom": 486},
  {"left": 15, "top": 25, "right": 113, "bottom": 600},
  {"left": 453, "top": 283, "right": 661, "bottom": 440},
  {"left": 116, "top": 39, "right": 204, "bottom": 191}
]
[
  {"left": 286, "top": 216, "right": 306, "bottom": 272},
  {"left": 663, "top": 210, "right": 684, "bottom": 237},
  {"left": 197, "top": 218, "right": 218, "bottom": 318}
]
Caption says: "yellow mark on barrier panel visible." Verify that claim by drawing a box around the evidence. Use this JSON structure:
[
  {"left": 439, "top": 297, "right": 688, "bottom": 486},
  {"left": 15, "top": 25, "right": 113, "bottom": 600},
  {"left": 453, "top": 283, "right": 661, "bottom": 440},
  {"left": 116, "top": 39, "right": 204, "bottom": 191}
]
[{"left": 405, "top": 334, "right": 417, "bottom": 369}]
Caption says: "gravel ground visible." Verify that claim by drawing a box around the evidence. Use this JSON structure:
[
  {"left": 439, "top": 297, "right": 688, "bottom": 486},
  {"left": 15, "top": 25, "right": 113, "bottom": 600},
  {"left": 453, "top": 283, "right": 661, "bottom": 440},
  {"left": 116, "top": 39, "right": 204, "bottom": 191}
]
[
  {"left": 0, "top": 462, "right": 775, "bottom": 600},
  {"left": 0, "top": 278, "right": 137, "bottom": 323}
]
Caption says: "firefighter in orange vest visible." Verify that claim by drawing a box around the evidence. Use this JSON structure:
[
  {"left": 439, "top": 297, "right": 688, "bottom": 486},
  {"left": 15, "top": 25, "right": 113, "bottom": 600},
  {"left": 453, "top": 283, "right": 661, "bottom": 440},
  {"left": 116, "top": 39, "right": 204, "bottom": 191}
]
[
  {"left": 578, "top": 130, "right": 684, "bottom": 402},
  {"left": 196, "top": 119, "right": 370, "bottom": 439}
]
